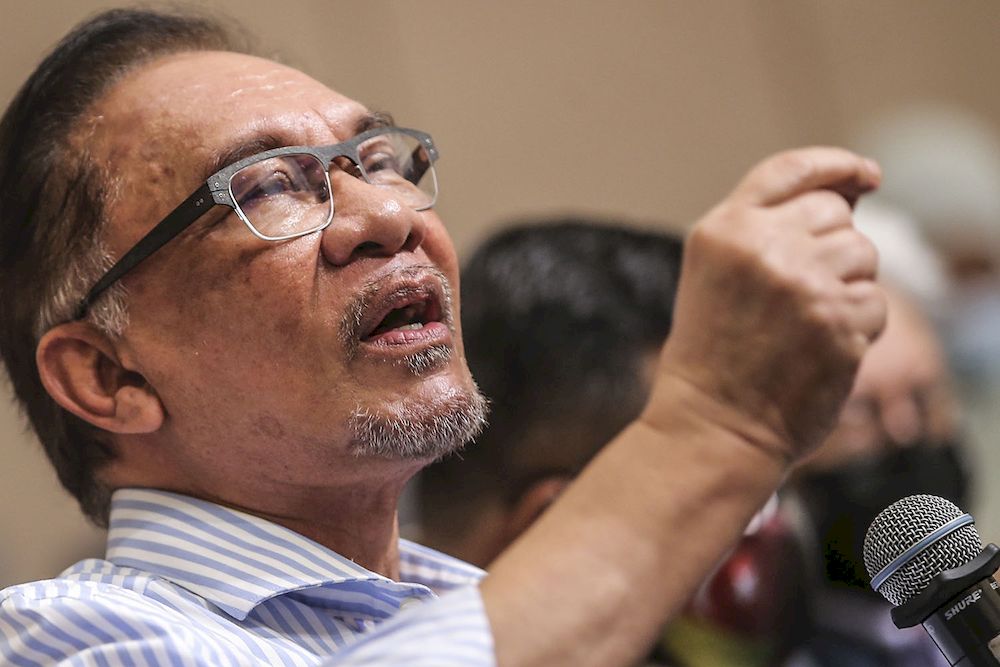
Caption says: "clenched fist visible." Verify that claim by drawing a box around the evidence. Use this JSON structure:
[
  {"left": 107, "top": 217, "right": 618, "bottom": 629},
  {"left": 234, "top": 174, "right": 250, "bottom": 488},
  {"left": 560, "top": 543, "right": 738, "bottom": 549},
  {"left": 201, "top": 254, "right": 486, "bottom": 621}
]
[{"left": 647, "top": 147, "right": 886, "bottom": 463}]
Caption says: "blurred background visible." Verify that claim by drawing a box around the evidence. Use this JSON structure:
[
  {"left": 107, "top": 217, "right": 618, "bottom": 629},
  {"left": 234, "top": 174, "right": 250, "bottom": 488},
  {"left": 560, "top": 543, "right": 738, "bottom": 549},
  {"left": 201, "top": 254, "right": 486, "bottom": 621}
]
[{"left": 2, "top": 0, "right": 1000, "bottom": 588}]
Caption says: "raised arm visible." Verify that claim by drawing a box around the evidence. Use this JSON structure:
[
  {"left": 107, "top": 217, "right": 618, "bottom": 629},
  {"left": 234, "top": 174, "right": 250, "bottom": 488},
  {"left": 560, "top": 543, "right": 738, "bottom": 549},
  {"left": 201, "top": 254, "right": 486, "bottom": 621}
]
[{"left": 481, "top": 147, "right": 885, "bottom": 667}]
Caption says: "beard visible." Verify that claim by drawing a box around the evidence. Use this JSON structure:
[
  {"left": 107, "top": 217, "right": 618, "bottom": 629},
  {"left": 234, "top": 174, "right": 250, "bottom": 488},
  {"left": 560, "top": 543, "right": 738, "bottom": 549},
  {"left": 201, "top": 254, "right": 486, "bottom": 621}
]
[
  {"left": 340, "top": 265, "right": 489, "bottom": 459},
  {"left": 347, "top": 371, "right": 489, "bottom": 461}
]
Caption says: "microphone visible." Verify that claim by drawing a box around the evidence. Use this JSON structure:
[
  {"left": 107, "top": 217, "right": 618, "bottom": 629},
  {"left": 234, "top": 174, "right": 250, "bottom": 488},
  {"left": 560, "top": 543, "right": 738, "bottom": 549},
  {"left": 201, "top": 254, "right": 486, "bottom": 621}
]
[{"left": 863, "top": 494, "right": 1000, "bottom": 666}]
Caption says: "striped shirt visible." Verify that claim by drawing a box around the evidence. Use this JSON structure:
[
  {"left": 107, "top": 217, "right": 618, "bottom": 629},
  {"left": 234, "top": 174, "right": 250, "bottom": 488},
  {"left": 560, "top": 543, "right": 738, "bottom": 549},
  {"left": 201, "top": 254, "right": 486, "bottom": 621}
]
[{"left": 0, "top": 488, "right": 495, "bottom": 666}]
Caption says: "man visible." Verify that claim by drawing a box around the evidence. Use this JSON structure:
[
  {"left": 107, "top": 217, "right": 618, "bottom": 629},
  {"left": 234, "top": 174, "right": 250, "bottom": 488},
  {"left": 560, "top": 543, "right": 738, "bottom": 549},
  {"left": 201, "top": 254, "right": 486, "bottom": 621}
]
[
  {"left": 419, "top": 220, "right": 685, "bottom": 567},
  {"left": 0, "top": 8, "right": 884, "bottom": 666}
]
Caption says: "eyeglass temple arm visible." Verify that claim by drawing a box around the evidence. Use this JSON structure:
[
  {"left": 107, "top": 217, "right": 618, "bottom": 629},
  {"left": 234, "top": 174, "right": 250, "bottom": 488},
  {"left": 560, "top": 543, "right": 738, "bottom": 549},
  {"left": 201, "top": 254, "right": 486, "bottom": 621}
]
[{"left": 74, "top": 183, "right": 217, "bottom": 320}]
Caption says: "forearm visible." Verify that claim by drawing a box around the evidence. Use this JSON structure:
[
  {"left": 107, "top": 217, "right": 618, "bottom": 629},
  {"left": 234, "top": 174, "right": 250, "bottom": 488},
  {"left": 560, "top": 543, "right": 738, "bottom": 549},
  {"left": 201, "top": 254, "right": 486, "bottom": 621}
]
[
  {"left": 481, "top": 147, "right": 884, "bottom": 667},
  {"left": 481, "top": 374, "right": 786, "bottom": 667}
]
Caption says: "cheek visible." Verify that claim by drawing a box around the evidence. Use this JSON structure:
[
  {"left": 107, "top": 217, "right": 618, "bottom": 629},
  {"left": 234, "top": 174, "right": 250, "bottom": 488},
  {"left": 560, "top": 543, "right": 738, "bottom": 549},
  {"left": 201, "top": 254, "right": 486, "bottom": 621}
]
[
  {"left": 423, "top": 220, "right": 459, "bottom": 276},
  {"left": 128, "top": 253, "right": 345, "bottom": 432},
  {"left": 419, "top": 219, "right": 461, "bottom": 311},
  {"left": 128, "top": 236, "right": 322, "bottom": 368}
]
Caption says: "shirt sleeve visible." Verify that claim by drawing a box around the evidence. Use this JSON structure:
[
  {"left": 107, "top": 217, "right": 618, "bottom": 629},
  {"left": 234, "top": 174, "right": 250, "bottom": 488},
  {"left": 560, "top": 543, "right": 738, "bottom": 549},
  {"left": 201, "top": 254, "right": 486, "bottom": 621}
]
[{"left": 322, "top": 585, "right": 496, "bottom": 667}]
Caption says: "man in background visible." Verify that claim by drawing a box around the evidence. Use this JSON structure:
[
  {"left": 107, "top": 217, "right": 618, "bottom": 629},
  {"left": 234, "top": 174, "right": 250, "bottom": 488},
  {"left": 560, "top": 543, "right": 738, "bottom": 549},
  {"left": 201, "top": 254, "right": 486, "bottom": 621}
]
[
  {"left": 420, "top": 220, "right": 685, "bottom": 566},
  {"left": 421, "top": 214, "right": 961, "bottom": 665},
  {"left": 421, "top": 219, "right": 805, "bottom": 665}
]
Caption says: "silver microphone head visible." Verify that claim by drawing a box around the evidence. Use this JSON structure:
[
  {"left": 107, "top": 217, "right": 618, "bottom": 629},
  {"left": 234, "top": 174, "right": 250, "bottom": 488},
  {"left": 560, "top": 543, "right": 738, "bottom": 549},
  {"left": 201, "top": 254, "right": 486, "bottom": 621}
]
[{"left": 863, "top": 494, "right": 982, "bottom": 607}]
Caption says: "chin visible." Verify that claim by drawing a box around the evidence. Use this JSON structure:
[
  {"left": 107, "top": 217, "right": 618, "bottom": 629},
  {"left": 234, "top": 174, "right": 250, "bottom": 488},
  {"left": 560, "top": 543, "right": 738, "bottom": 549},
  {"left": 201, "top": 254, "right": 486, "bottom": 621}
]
[
  {"left": 346, "top": 370, "right": 489, "bottom": 461},
  {"left": 396, "top": 343, "right": 454, "bottom": 376}
]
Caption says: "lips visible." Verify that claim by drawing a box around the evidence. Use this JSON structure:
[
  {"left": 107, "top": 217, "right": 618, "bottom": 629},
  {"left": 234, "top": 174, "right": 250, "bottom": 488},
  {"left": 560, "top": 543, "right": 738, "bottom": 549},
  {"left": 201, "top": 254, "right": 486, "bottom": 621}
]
[
  {"left": 364, "top": 294, "right": 442, "bottom": 340},
  {"left": 352, "top": 270, "right": 452, "bottom": 350}
]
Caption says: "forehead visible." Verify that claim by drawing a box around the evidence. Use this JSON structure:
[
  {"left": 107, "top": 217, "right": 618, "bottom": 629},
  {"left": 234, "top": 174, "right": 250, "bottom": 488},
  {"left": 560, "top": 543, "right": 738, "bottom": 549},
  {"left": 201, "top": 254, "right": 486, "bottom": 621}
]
[{"left": 90, "top": 50, "right": 368, "bottom": 174}]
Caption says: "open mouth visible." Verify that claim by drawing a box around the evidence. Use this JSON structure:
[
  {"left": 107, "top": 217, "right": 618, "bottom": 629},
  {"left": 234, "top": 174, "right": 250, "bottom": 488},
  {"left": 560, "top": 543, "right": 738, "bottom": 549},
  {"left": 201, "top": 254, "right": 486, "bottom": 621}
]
[
  {"left": 343, "top": 266, "right": 455, "bottom": 361},
  {"left": 363, "top": 293, "right": 444, "bottom": 341},
  {"left": 350, "top": 269, "right": 453, "bottom": 353}
]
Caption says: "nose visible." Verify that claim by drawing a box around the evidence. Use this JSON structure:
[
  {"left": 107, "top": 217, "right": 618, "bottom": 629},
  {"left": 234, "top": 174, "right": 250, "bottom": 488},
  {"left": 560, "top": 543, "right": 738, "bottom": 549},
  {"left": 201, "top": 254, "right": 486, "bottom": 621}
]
[{"left": 319, "top": 169, "right": 428, "bottom": 266}]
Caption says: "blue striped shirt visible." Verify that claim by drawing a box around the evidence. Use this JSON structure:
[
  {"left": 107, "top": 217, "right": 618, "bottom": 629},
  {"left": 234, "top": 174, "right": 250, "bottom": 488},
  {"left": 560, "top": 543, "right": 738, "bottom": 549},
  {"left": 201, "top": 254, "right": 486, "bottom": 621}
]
[{"left": 0, "top": 488, "right": 495, "bottom": 666}]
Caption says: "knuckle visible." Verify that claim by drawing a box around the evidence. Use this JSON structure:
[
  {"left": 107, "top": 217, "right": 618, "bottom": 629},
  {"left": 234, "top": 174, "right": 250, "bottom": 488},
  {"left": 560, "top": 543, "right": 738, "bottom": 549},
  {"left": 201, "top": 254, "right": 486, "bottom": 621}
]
[
  {"left": 853, "top": 231, "right": 880, "bottom": 269},
  {"left": 803, "top": 274, "right": 841, "bottom": 312},
  {"left": 690, "top": 202, "right": 755, "bottom": 250},
  {"left": 685, "top": 215, "right": 719, "bottom": 251},
  {"left": 760, "top": 252, "right": 820, "bottom": 310},
  {"left": 773, "top": 151, "right": 817, "bottom": 186},
  {"left": 797, "top": 193, "right": 828, "bottom": 222},
  {"left": 709, "top": 199, "right": 745, "bottom": 227},
  {"left": 804, "top": 298, "right": 839, "bottom": 335},
  {"left": 806, "top": 191, "right": 851, "bottom": 223}
]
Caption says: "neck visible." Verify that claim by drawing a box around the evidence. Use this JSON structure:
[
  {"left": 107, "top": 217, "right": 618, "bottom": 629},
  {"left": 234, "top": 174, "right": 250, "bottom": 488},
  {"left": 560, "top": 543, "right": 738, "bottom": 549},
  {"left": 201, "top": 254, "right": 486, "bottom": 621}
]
[
  {"left": 255, "top": 480, "right": 411, "bottom": 579},
  {"left": 204, "top": 479, "right": 415, "bottom": 579},
  {"left": 106, "top": 450, "right": 424, "bottom": 580}
]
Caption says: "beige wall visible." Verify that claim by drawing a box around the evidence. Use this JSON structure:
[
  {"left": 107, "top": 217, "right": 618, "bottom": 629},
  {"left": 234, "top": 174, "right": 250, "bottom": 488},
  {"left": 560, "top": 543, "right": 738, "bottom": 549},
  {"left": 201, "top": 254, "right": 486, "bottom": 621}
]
[{"left": 2, "top": 0, "right": 1000, "bottom": 587}]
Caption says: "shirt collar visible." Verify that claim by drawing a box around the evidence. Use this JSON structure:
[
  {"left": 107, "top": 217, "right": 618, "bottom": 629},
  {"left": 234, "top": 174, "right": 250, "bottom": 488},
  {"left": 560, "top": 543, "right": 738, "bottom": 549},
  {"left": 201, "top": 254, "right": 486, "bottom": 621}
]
[{"left": 105, "top": 488, "right": 483, "bottom": 620}]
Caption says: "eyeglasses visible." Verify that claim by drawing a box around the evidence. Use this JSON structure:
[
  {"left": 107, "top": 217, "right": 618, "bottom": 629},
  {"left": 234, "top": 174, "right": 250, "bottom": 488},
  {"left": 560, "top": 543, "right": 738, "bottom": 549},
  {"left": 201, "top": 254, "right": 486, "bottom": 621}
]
[{"left": 74, "top": 126, "right": 439, "bottom": 319}]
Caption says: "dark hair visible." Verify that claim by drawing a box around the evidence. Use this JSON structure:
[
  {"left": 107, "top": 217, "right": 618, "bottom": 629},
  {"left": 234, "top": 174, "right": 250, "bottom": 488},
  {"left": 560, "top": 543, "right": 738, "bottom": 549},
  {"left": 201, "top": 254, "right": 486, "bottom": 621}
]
[
  {"left": 419, "top": 218, "right": 684, "bottom": 536},
  {"left": 0, "top": 8, "right": 246, "bottom": 525}
]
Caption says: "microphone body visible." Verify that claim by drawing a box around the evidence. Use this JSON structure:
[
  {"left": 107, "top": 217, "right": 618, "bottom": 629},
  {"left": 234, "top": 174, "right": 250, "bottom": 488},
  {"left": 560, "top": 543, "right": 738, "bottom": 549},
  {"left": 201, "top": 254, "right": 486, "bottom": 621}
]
[
  {"left": 922, "top": 576, "right": 1000, "bottom": 666},
  {"left": 864, "top": 495, "right": 1000, "bottom": 666}
]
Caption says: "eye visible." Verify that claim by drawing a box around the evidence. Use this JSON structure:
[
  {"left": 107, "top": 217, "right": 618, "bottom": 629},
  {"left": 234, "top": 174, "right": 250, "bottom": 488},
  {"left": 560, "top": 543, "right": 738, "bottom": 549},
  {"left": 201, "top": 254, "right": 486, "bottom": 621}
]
[
  {"left": 231, "top": 155, "right": 323, "bottom": 209},
  {"left": 357, "top": 134, "right": 431, "bottom": 186},
  {"left": 362, "top": 150, "right": 400, "bottom": 175}
]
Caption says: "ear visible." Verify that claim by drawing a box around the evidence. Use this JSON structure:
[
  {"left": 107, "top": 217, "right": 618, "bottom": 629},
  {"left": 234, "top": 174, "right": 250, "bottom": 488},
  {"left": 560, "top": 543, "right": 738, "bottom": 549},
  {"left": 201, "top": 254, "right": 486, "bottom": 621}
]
[
  {"left": 36, "top": 322, "right": 164, "bottom": 435},
  {"left": 502, "top": 476, "right": 571, "bottom": 541}
]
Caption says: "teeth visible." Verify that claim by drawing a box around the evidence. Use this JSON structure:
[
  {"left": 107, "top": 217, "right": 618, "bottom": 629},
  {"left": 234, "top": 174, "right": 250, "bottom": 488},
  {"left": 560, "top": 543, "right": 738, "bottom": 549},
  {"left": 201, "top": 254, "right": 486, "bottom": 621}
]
[{"left": 397, "top": 322, "right": 423, "bottom": 331}]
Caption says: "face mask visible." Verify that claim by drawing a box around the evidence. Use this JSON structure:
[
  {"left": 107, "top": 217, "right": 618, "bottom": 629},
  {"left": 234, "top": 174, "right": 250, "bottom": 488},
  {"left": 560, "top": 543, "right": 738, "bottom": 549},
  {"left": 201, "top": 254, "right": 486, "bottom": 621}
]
[{"left": 797, "top": 442, "right": 971, "bottom": 589}]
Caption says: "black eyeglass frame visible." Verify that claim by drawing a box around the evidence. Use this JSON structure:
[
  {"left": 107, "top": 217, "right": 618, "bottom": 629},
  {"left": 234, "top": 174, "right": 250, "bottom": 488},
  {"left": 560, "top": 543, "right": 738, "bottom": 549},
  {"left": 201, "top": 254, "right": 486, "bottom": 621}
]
[{"left": 74, "top": 126, "right": 439, "bottom": 320}]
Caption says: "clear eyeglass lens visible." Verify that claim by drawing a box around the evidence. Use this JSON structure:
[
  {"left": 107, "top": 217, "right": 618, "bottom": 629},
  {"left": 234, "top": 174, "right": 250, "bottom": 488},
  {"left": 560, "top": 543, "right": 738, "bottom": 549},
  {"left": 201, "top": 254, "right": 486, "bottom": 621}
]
[
  {"left": 230, "top": 153, "right": 331, "bottom": 239},
  {"left": 228, "top": 132, "right": 437, "bottom": 239},
  {"left": 357, "top": 131, "right": 437, "bottom": 210}
]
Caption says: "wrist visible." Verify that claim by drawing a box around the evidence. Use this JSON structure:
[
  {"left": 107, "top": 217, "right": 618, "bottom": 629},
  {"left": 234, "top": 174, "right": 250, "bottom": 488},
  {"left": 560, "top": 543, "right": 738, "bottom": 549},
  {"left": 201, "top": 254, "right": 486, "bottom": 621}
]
[{"left": 639, "top": 370, "right": 795, "bottom": 473}]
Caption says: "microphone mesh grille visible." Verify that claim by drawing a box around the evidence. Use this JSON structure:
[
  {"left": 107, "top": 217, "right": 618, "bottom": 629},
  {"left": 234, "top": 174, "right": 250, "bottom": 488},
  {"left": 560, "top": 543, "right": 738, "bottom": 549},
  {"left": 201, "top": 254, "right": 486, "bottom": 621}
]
[{"left": 862, "top": 494, "right": 982, "bottom": 607}]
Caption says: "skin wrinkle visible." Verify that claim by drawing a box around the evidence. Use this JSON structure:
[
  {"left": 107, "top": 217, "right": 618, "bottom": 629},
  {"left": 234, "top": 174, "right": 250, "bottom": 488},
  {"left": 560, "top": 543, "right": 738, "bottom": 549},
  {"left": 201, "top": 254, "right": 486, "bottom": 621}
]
[{"left": 96, "top": 58, "right": 352, "bottom": 241}]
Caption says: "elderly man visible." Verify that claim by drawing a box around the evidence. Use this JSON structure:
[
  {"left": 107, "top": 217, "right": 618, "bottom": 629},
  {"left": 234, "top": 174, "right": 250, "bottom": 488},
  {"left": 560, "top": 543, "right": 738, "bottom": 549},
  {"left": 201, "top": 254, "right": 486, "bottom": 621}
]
[{"left": 0, "top": 8, "right": 884, "bottom": 666}]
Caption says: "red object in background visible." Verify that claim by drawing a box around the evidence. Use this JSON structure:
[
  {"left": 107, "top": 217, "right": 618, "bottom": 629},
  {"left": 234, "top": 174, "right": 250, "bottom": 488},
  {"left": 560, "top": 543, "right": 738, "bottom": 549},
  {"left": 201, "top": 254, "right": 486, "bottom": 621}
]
[
  {"left": 688, "top": 511, "right": 806, "bottom": 634},
  {"left": 659, "top": 509, "right": 810, "bottom": 665}
]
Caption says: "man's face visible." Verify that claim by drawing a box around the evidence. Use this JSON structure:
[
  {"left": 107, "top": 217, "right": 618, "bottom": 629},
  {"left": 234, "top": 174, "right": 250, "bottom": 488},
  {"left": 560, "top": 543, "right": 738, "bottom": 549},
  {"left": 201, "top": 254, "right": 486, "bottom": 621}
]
[{"left": 86, "top": 51, "right": 485, "bottom": 492}]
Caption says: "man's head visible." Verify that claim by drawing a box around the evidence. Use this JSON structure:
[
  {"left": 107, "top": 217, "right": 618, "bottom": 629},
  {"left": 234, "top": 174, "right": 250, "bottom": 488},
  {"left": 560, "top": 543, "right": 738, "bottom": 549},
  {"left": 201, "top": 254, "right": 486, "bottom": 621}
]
[
  {"left": 419, "top": 219, "right": 684, "bottom": 564},
  {"left": 0, "top": 9, "right": 486, "bottom": 525}
]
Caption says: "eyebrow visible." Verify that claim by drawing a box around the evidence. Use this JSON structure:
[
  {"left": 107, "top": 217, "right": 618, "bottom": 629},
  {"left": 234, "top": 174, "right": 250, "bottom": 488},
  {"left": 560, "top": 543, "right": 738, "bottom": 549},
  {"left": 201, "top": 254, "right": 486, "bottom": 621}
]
[
  {"left": 355, "top": 110, "right": 395, "bottom": 134},
  {"left": 202, "top": 134, "right": 286, "bottom": 181},
  {"left": 201, "top": 111, "right": 398, "bottom": 182}
]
